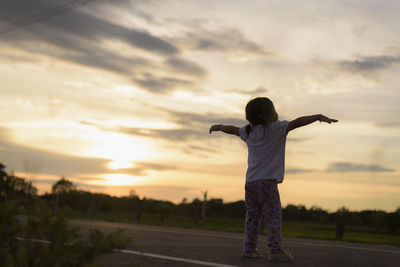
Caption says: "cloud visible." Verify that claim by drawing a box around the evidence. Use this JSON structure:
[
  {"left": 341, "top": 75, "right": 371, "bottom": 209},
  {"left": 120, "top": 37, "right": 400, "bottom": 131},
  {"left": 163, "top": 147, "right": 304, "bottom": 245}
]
[
  {"left": 0, "top": 138, "right": 110, "bottom": 177},
  {"left": 81, "top": 120, "right": 204, "bottom": 142},
  {"left": 187, "top": 145, "right": 218, "bottom": 154},
  {"left": 165, "top": 57, "right": 208, "bottom": 78},
  {"left": 82, "top": 95, "right": 248, "bottom": 134},
  {"left": 80, "top": 106, "right": 247, "bottom": 142},
  {"left": 326, "top": 162, "right": 395, "bottom": 173},
  {"left": 339, "top": 55, "right": 400, "bottom": 74},
  {"left": 165, "top": 109, "right": 246, "bottom": 127},
  {"left": 287, "top": 137, "right": 310, "bottom": 143},
  {"left": 119, "top": 127, "right": 206, "bottom": 142},
  {"left": 0, "top": 0, "right": 208, "bottom": 94},
  {"left": 0, "top": 1, "right": 178, "bottom": 55},
  {"left": 171, "top": 26, "right": 268, "bottom": 56},
  {"left": 227, "top": 86, "right": 268, "bottom": 95},
  {"left": 113, "top": 162, "right": 176, "bottom": 176},
  {"left": 374, "top": 122, "right": 400, "bottom": 128},
  {"left": 0, "top": 127, "right": 175, "bottom": 178},
  {"left": 286, "top": 168, "right": 315, "bottom": 174},
  {"left": 132, "top": 73, "right": 195, "bottom": 93}
]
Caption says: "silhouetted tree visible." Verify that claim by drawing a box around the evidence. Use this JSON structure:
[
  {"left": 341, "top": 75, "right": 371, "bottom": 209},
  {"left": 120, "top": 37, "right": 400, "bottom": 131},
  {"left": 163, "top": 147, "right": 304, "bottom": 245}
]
[
  {"left": 52, "top": 177, "right": 76, "bottom": 215},
  {"left": 0, "top": 163, "right": 37, "bottom": 203},
  {"left": 283, "top": 204, "right": 311, "bottom": 221},
  {"left": 52, "top": 177, "right": 76, "bottom": 194}
]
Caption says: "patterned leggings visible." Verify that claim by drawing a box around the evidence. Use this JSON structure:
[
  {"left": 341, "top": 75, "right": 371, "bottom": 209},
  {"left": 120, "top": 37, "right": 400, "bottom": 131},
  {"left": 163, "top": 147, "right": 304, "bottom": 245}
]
[{"left": 244, "top": 179, "right": 282, "bottom": 252}]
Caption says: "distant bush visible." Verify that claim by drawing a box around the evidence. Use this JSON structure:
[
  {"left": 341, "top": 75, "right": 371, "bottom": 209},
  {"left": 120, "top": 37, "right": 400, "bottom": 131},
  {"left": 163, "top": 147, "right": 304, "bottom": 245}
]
[
  {"left": 0, "top": 200, "right": 130, "bottom": 267},
  {"left": 0, "top": 163, "right": 130, "bottom": 266}
]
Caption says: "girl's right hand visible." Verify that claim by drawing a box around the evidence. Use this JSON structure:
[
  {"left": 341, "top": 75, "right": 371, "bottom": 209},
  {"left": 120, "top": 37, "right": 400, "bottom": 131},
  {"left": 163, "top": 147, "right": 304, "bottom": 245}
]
[
  {"left": 319, "top": 115, "right": 338, "bottom": 124},
  {"left": 209, "top": 124, "right": 221, "bottom": 133}
]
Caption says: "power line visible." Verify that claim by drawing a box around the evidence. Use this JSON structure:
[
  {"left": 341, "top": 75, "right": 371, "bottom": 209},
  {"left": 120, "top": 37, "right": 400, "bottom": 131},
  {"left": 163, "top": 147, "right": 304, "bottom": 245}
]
[{"left": 0, "top": 0, "right": 97, "bottom": 36}]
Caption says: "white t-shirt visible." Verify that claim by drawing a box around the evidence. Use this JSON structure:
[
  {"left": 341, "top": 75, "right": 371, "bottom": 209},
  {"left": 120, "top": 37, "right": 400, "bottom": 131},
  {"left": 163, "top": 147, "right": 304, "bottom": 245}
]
[{"left": 239, "top": 120, "right": 289, "bottom": 183}]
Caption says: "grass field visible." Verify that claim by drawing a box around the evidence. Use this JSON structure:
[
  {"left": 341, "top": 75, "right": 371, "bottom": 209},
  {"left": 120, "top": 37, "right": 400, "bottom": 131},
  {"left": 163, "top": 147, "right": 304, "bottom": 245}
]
[{"left": 65, "top": 209, "right": 400, "bottom": 247}]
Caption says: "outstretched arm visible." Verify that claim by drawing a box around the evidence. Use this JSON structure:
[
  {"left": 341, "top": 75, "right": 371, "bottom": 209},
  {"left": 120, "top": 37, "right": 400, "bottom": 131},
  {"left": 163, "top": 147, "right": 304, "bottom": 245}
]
[
  {"left": 286, "top": 114, "right": 338, "bottom": 134},
  {"left": 209, "top": 124, "right": 240, "bottom": 136}
]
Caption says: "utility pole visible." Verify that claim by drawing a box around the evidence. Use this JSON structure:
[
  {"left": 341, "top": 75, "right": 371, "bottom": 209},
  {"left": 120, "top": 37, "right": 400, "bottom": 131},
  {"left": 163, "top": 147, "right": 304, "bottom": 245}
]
[{"left": 200, "top": 190, "right": 208, "bottom": 223}]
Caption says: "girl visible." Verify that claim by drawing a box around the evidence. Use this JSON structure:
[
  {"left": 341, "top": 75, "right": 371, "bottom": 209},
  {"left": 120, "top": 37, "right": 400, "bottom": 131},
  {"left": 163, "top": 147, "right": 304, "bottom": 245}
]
[{"left": 209, "top": 97, "right": 338, "bottom": 262}]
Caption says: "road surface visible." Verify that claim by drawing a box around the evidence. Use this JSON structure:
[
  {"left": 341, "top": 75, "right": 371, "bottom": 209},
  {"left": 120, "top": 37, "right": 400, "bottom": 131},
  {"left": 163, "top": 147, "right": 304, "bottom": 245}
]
[{"left": 70, "top": 219, "right": 400, "bottom": 267}]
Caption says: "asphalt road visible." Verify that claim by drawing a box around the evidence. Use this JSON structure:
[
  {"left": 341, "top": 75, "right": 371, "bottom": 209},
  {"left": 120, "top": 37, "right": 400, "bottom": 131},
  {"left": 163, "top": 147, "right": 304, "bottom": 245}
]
[{"left": 70, "top": 219, "right": 400, "bottom": 267}]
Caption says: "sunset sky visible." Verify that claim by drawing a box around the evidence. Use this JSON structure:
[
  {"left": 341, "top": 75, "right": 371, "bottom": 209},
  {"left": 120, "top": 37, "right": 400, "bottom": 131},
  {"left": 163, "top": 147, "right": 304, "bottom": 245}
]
[{"left": 1, "top": 0, "right": 399, "bottom": 212}]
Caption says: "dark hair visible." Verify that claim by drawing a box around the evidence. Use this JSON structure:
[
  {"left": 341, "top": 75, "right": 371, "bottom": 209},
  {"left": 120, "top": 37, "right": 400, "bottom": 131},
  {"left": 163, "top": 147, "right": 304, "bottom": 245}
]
[{"left": 245, "top": 97, "right": 277, "bottom": 135}]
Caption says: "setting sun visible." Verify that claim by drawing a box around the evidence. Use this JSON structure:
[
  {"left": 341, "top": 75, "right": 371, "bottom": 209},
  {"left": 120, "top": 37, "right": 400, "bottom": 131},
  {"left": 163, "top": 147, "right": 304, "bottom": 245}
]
[
  {"left": 86, "top": 132, "right": 154, "bottom": 165},
  {"left": 108, "top": 159, "right": 133, "bottom": 170}
]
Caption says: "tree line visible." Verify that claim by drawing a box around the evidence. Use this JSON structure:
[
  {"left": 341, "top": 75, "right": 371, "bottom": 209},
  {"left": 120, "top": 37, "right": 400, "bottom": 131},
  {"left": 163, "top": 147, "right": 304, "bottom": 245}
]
[{"left": 2, "top": 162, "right": 400, "bottom": 239}]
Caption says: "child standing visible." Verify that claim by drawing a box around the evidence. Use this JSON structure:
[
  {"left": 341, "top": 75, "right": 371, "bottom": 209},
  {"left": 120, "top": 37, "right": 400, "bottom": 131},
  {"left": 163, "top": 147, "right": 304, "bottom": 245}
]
[{"left": 209, "top": 97, "right": 338, "bottom": 262}]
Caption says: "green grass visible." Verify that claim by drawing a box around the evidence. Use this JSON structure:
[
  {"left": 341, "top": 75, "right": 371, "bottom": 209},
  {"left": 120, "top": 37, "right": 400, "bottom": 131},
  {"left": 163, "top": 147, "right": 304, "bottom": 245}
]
[
  {"left": 281, "top": 221, "right": 336, "bottom": 240},
  {"left": 343, "top": 232, "right": 400, "bottom": 246},
  {"left": 65, "top": 209, "right": 400, "bottom": 247}
]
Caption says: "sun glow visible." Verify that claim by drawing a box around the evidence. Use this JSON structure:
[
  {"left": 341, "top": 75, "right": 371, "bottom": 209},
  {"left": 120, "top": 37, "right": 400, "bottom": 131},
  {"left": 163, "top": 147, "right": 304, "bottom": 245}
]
[
  {"left": 101, "top": 173, "right": 142, "bottom": 186},
  {"left": 85, "top": 132, "right": 154, "bottom": 167},
  {"left": 108, "top": 159, "right": 133, "bottom": 170}
]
